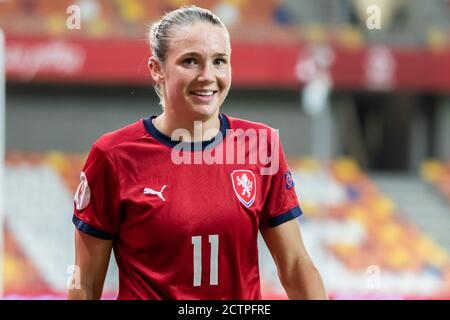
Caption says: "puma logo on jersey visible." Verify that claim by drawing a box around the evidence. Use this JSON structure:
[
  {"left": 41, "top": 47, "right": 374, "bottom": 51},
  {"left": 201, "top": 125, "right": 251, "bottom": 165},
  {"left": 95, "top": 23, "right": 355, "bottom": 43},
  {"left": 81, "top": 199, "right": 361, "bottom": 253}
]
[{"left": 143, "top": 185, "right": 167, "bottom": 202}]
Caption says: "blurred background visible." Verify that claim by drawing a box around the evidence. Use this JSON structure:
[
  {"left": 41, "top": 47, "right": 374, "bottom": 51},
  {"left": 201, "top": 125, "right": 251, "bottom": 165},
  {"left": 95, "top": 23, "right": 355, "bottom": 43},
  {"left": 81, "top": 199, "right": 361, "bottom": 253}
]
[{"left": 0, "top": 0, "right": 450, "bottom": 300}]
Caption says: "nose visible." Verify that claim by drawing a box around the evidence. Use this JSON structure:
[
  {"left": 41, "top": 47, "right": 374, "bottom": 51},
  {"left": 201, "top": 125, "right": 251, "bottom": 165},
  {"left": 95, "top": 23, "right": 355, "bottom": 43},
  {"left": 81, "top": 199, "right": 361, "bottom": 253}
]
[{"left": 197, "top": 62, "right": 214, "bottom": 83}]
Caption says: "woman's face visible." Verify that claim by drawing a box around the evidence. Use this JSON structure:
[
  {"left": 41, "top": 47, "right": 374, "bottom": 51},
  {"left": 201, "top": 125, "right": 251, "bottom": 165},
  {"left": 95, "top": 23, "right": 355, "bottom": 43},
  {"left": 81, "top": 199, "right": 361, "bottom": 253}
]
[{"left": 160, "top": 22, "right": 232, "bottom": 122}]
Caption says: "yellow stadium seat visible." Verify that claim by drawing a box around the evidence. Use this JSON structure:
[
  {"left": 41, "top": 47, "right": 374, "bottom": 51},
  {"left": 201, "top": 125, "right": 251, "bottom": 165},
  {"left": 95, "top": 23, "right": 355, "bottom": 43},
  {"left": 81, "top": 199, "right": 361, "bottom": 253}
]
[{"left": 420, "top": 160, "right": 445, "bottom": 183}]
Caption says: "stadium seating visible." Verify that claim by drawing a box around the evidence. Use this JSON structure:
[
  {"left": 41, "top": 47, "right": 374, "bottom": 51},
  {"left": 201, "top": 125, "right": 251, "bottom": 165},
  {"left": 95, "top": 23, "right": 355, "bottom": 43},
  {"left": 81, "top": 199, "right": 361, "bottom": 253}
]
[
  {"left": 0, "top": 0, "right": 281, "bottom": 38},
  {"left": 3, "top": 151, "right": 115, "bottom": 299},
  {"left": 1, "top": 0, "right": 449, "bottom": 44},
  {"left": 4, "top": 226, "right": 55, "bottom": 297},
  {"left": 326, "top": 158, "right": 449, "bottom": 273},
  {"left": 421, "top": 160, "right": 450, "bottom": 206}
]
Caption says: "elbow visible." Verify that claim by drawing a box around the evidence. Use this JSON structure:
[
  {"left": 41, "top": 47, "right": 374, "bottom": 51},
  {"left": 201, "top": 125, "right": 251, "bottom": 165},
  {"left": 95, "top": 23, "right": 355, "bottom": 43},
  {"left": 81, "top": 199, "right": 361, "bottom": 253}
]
[
  {"left": 278, "top": 259, "right": 328, "bottom": 300},
  {"left": 67, "top": 279, "right": 95, "bottom": 300},
  {"left": 278, "top": 257, "right": 314, "bottom": 283},
  {"left": 67, "top": 281, "right": 103, "bottom": 300},
  {"left": 66, "top": 269, "right": 101, "bottom": 300}
]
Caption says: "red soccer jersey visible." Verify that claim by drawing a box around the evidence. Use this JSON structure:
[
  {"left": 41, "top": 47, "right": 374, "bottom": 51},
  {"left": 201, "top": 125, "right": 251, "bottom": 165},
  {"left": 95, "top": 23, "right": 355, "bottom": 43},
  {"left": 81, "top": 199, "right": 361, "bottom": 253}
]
[{"left": 72, "top": 113, "right": 302, "bottom": 300}]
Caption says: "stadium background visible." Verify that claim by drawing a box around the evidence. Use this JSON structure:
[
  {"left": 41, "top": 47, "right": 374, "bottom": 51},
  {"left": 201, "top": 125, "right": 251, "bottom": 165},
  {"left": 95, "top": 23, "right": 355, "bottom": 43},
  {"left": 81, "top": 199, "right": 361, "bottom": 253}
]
[{"left": 1, "top": 0, "right": 450, "bottom": 299}]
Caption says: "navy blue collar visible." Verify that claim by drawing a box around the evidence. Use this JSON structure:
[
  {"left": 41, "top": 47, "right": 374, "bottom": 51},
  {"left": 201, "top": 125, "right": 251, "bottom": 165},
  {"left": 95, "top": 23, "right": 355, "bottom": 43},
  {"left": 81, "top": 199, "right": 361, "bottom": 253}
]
[{"left": 143, "top": 113, "right": 230, "bottom": 151}]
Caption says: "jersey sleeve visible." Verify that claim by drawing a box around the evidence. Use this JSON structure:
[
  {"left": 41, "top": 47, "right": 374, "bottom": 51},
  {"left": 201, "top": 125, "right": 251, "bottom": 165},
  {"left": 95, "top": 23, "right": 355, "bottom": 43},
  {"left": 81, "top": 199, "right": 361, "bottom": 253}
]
[
  {"left": 259, "top": 133, "right": 303, "bottom": 229},
  {"left": 72, "top": 143, "right": 122, "bottom": 239}
]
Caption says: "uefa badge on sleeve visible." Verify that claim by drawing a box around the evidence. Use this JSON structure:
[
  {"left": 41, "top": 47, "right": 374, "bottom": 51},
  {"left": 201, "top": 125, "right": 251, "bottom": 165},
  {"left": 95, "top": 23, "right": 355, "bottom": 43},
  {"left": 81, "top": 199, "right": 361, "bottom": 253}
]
[
  {"left": 284, "top": 170, "right": 295, "bottom": 189},
  {"left": 74, "top": 171, "right": 91, "bottom": 210},
  {"left": 231, "top": 170, "right": 256, "bottom": 208}
]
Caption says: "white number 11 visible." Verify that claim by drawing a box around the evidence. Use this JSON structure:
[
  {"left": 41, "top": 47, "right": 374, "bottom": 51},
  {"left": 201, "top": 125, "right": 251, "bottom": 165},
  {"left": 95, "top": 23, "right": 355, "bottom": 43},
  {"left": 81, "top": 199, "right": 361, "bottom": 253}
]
[{"left": 191, "top": 235, "right": 219, "bottom": 287}]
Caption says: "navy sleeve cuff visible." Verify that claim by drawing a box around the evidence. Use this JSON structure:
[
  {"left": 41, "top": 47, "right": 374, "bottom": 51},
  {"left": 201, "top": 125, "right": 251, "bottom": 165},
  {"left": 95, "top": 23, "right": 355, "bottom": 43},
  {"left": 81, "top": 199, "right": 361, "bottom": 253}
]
[
  {"left": 268, "top": 205, "right": 303, "bottom": 227},
  {"left": 72, "top": 215, "right": 115, "bottom": 240}
]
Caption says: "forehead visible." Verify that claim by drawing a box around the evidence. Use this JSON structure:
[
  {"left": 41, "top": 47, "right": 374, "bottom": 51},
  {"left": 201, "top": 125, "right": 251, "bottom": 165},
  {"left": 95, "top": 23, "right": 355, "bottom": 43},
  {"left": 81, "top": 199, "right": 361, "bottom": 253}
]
[{"left": 167, "top": 22, "right": 230, "bottom": 57}]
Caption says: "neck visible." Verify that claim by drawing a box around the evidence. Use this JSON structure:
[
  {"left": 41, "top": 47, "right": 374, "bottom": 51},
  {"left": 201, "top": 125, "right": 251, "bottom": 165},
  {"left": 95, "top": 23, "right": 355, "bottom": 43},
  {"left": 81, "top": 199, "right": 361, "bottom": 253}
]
[{"left": 154, "top": 111, "right": 221, "bottom": 142}]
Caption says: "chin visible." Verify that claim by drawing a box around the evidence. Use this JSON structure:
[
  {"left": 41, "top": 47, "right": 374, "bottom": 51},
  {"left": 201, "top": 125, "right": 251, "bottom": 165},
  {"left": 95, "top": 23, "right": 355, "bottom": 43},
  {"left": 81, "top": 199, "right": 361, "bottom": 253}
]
[{"left": 189, "top": 103, "right": 220, "bottom": 120}]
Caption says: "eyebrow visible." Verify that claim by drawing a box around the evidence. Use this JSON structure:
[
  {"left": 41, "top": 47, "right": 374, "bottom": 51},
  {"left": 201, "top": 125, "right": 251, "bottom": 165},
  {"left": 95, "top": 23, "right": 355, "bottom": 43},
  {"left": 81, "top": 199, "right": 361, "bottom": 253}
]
[{"left": 179, "top": 52, "right": 229, "bottom": 58}]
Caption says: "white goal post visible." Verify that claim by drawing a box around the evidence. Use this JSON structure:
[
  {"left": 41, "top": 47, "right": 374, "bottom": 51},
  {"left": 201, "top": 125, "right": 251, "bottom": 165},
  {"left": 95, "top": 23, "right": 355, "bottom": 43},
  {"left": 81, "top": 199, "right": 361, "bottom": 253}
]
[{"left": 0, "top": 28, "right": 5, "bottom": 299}]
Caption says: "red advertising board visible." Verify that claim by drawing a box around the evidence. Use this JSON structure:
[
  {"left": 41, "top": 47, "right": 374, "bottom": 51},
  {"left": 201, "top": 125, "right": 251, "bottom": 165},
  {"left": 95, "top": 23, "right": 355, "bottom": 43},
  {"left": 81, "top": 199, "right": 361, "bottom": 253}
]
[{"left": 5, "top": 35, "right": 450, "bottom": 91}]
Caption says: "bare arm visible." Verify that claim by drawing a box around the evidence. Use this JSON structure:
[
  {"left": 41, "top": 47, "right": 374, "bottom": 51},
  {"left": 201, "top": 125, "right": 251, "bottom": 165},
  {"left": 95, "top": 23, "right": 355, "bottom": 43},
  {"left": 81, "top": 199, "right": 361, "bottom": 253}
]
[
  {"left": 261, "top": 218, "right": 328, "bottom": 300},
  {"left": 67, "top": 229, "right": 113, "bottom": 300}
]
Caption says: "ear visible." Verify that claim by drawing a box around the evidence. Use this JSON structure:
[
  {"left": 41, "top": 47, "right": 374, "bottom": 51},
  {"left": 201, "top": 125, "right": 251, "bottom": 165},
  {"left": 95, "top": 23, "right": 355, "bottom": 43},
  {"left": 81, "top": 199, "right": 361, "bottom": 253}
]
[{"left": 148, "top": 56, "right": 164, "bottom": 84}]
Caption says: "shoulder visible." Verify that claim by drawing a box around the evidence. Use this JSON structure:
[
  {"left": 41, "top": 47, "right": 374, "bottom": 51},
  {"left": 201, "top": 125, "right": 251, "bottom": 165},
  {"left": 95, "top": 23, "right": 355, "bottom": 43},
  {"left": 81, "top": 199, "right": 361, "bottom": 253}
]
[
  {"left": 224, "top": 114, "right": 275, "bottom": 132},
  {"left": 93, "top": 119, "right": 147, "bottom": 154},
  {"left": 224, "top": 114, "right": 280, "bottom": 142}
]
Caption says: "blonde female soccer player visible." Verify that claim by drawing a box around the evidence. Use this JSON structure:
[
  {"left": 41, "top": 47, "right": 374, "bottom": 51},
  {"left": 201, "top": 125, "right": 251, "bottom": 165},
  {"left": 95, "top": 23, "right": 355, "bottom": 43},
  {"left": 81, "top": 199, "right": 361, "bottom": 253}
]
[{"left": 67, "top": 5, "right": 327, "bottom": 300}]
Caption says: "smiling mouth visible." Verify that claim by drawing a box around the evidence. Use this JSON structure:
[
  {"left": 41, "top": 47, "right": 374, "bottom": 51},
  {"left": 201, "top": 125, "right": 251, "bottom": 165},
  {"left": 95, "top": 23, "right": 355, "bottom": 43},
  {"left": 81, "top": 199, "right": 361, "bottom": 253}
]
[{"left": 190, "top": 90, "right": 218, "bottom": 97}]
